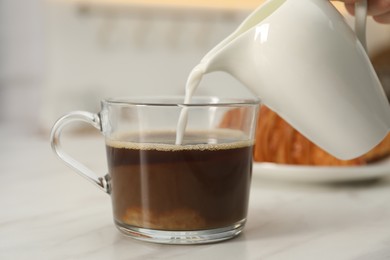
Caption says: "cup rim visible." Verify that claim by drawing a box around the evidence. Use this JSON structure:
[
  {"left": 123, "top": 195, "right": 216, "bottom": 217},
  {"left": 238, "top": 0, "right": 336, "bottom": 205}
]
[{"left": 102, "top": 96, "right": 260, "bottom": 107}]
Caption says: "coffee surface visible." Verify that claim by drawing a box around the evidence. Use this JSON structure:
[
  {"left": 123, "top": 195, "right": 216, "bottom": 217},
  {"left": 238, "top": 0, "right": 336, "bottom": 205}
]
[{"left": 106, "top": 130, "right": 253, "bottom": 231}]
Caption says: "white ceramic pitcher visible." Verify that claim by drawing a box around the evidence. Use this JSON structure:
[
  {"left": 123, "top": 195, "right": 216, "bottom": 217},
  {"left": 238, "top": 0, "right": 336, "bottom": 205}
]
[{"left": 194, "top": 0, "right": 390, "bottom": 160}]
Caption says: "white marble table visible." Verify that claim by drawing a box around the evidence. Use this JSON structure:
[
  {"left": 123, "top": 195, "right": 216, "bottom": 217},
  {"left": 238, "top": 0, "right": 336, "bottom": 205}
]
[{"left": 1, "top": 124, "right": 390, "bottom": 260}]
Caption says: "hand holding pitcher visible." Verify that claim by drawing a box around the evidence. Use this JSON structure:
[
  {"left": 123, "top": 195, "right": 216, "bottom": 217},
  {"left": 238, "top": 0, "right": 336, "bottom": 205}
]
[{"left": 335, "top": 0, "right": 390, "bottom": 23}]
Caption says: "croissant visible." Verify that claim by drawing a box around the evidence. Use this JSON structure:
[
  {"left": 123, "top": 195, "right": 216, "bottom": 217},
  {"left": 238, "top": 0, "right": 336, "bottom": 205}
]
[{"left": 220, "top": 106, "right": 390, "bottom": 166}]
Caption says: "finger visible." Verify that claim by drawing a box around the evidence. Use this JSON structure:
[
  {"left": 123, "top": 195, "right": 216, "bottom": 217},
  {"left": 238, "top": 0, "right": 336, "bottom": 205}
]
[
  {"left": 344, "top": 0, "right": 390, "bottom": 17},
  {"left": 373, "top": 11, "right": 390, "bottom": 23},
  {"left": 344, "top": 3, "right": 356, "bottom": 15},
  {"left": 331, "top": 0, "right": 356, "bottom": 3}
]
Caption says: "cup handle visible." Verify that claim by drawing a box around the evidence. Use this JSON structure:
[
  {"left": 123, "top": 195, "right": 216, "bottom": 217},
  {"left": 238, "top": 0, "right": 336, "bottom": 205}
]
[
  {"left": 50, "top": 111, "right": 110, "bottom": 194},
  {"left": 354, "top": 0, "right": 367, "bottom": 50}
]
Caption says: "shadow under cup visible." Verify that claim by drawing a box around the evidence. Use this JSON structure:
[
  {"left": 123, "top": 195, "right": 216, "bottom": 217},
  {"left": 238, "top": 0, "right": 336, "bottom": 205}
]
[{"left": 51, "top": 96, "right": 260, "bottom": 244}]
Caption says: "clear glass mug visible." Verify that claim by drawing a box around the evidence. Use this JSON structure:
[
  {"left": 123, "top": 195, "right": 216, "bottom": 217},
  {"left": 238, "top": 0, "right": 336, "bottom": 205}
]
[{"left": 50, "top": 96, "right": 260, "bottom": 244}]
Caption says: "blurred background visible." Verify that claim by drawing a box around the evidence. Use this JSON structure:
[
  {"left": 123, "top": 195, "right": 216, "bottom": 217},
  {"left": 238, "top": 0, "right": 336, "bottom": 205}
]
[{"left": 1, "top": 0, "right": 389, "bottom": 134}]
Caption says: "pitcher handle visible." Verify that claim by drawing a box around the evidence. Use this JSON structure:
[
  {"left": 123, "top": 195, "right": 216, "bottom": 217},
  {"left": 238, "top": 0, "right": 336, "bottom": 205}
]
[
  {"left": 354, "top": 0, "right": 367, "bottom": 50},
  {"left": 50, "top": 111, "right": 110, "bottom": 194}
]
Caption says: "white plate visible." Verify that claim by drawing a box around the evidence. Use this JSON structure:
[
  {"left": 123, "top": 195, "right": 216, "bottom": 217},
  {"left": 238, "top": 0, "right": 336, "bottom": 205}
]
[{"left": 253, "top": 157, "right": 390, "bottom": 183}]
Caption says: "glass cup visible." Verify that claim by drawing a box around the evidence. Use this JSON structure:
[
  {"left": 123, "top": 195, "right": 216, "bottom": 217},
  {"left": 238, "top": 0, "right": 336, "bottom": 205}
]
[{"left": 50, "top": 96, "right": 260, "bottom": 244}]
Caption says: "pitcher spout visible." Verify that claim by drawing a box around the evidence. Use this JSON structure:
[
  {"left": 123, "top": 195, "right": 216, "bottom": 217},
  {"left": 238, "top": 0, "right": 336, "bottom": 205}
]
[{"left": 199, "top": 0, "right": 287, "bottom": 74}]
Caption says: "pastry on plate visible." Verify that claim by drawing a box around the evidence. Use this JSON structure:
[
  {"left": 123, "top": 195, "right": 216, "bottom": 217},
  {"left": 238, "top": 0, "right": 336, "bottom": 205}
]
[{"left": 220, "top": 106, "right": 390, "bottom": 166}]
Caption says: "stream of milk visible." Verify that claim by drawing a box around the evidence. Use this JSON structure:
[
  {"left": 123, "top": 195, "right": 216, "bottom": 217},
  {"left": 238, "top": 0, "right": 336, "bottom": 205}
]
[{"left": 175, "top": 63, "right": 207, "bottom": 145}]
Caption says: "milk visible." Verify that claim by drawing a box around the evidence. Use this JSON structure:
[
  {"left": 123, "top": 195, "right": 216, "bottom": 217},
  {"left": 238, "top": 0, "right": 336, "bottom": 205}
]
[{"left": 175, "top": 64, "right": 206, "bottom": 145}]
